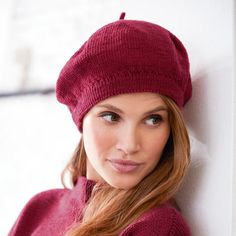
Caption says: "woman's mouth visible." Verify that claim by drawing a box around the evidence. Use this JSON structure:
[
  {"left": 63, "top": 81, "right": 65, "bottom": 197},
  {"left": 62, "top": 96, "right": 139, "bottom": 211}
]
[{"left": 107, "top": 159, "right": 141, "bottom": 173}]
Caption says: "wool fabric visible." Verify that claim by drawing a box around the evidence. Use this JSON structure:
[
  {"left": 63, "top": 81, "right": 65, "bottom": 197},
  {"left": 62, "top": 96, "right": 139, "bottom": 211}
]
[
  {"left": 9, "top": 176, "right": 191, "bottom": 235},
  {"left": 56, "top": 13, "right": 192, "bottom": 131}
]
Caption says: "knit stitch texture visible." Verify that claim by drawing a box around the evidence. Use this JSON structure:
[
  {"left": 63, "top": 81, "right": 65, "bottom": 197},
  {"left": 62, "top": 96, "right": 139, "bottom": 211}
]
[
  {"left": 56, "top": 17, "right": 192, "bottom": 131},
  {"left": 9, "top": 176, "right": 191, "bottom": 236}
]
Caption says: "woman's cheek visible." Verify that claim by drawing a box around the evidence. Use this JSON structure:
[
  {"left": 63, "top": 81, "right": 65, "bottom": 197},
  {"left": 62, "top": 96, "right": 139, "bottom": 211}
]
[
  {"left": 145, "top": 130, "right": 170, "bottom": 156},
  {"left": 87, "top": 120, "right": 116, "bottom": 153}
]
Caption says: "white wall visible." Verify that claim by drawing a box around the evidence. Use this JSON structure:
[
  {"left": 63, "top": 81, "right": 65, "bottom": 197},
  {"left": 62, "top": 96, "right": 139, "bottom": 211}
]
[
  {"left": 232, "top": 3, "right": 236, "bottom": 235},
  {"left": 0, "top": 0, "right": 235, "bottom": 235}
]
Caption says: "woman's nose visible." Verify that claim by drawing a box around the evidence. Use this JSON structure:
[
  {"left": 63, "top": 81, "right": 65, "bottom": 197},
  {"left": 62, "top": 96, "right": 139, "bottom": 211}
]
[{"left": 116, "top": 125, "right": 141, "bottom": 155}]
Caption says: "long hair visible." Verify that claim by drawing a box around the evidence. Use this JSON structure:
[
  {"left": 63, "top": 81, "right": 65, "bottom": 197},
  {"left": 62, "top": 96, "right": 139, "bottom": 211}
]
[{"left": 62, "top": 95, "right": 190, "bottom": 236}]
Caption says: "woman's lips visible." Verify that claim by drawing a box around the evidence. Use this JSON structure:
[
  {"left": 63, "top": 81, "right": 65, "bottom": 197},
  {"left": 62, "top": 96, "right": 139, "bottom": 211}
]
[{"left": 108, "top": 159, "right": 141, "bottom": 173}]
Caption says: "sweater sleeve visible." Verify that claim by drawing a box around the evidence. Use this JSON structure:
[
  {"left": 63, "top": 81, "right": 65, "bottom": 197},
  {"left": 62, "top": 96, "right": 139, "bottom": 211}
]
[{"left": 120, "top": 206, "right": 191, "bottom": 236}]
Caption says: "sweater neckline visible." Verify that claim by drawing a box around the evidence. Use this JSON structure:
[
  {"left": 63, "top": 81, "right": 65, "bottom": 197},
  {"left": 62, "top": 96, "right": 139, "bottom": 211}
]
[{"left": 72, "top": 176, "right": 97, "bottom": 204}]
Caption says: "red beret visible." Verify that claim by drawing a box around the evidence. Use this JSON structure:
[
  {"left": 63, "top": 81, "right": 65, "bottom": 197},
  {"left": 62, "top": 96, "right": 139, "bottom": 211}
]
[{"left": 56, "top": 13, "right": 192, "bottom": 132}]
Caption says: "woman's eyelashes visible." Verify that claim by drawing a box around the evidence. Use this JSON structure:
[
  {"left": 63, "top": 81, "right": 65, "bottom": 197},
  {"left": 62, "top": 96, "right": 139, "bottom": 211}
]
[
  {"left": 144, "top": 114, "right": 163, "bottom": 126},
  {"left": 98, "top": 111, "right": 164, "bottom": 126},
  {"left": 99, "top": 111, "right": 120, "bottom": 123}
]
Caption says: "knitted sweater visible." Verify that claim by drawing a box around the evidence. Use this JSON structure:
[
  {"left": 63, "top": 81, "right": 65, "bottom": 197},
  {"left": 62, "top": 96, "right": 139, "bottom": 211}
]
[{"left": 9, "top": 176, "right": 191, "bottom": 236}]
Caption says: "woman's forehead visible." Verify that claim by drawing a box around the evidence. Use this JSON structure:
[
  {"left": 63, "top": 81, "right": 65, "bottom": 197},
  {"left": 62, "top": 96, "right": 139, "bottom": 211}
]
[
  {"left": 97, "top": 92, "right": 165, "bottom": 106},
  {"left": 90, "top": 93, "right": 168, "bottom": 116}
]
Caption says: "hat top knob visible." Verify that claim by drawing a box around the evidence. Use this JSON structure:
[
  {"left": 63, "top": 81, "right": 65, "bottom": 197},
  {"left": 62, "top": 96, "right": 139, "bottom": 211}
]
[{"left": 119, "top": 12, "right": 126, "bottom": 20}]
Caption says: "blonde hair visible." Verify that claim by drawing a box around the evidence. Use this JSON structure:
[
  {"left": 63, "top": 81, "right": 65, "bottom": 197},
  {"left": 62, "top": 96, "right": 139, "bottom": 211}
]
[{"left": 62, "top": 95, "right": 190, "bottom": 236}]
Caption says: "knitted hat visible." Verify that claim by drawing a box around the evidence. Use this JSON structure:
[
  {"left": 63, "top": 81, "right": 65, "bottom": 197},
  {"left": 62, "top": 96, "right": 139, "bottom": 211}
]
[{"left": 56, "top": 13, "right": 192, "bottom": 132}]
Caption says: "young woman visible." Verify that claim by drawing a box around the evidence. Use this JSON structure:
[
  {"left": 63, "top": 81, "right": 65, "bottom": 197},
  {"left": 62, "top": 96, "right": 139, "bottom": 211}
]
[{"left": 9, "top": 12, "right": 192, "bottom": 236}]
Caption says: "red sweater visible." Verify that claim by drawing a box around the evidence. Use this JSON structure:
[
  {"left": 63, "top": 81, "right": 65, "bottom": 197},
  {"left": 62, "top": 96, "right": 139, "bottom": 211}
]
[{"left": 9, "top": 177, "right": 191, "bottom": 236}]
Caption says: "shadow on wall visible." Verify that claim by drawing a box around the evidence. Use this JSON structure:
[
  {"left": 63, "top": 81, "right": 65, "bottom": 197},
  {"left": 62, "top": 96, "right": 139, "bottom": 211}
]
[
  {"left": 176, "top": 71, "right": 212, "bottom": 235},
  {"left": 176, "top": 50, "right": 234, "bottom": 235},
  {"left": 184, "top": 69, "right": 212, "bottom": 144}
]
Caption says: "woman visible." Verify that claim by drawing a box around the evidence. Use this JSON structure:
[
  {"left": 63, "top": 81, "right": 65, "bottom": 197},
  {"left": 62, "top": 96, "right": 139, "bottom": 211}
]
[{"left": 9, "top": 12, "right": 192, "bottom": 236}]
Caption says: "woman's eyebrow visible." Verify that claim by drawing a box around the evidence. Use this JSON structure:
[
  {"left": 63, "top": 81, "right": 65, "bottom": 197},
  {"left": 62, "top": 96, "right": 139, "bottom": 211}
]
[
  {"left": 143, "top": 106, "right": 168, "bottom": 115},
  {"left": 96, "top": 104, "right": 168, "bottom": 115},
  {"left": 96, "top": 104, "right": 124, "bottom": 114}
]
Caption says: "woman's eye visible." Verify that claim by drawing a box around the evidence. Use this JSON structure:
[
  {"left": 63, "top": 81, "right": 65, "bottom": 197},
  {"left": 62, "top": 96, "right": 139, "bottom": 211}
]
[
  {"left": 145, "top": 114, "right": 163, "bottom": 126},
  {"left": 99, "top": 112, "right": 120, "bottom": 123}
]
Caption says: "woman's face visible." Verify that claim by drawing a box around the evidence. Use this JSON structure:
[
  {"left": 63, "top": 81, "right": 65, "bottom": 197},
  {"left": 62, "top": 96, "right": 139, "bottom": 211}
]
[{"left": 83, "top": 92, "right": 170, "bottom": 190}]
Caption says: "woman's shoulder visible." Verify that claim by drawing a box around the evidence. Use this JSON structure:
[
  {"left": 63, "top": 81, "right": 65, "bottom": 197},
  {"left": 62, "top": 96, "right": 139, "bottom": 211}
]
[
  {"left": 20, "top": 187, "right": 70, "bottom": 211},
  {"left": 120, "top": 202, "right": 191, "bottom": 236},
  {"left": 9, "top": 177, "right": 94, "bottom": 235},
  {"left": 9, "top": 188, "right": 70, "bottom": 235}
]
